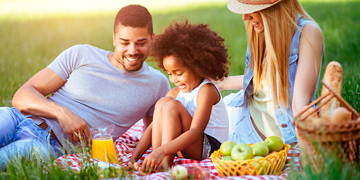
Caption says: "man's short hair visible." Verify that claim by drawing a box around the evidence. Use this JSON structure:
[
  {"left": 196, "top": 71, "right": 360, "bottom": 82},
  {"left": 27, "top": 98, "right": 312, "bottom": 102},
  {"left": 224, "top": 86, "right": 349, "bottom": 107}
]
[{"left": 114, "top": 4, "right": 153, "bottom": 35}]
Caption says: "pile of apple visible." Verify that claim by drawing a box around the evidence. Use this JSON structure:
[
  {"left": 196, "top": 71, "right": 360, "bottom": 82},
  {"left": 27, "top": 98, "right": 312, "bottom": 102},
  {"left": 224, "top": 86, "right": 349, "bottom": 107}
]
[
  {"left": 219, "top": 136, "right": 284, "bottom": 162},
  {"left": 171, "top": 165, "right": 210, "bottom": 180}
]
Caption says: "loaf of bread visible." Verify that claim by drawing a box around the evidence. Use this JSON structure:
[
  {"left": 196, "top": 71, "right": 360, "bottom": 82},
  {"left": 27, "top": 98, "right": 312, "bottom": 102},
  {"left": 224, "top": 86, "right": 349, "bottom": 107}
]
[{"left": 320, "top": 61, "right": 343, "bottom": 121}]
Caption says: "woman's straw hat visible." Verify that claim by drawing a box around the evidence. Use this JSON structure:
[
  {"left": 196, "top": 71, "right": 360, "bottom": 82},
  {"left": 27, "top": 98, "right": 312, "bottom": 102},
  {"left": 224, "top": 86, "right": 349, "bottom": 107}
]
[{"left": 228, "top": 0, "right": 282, "bottom": 14}]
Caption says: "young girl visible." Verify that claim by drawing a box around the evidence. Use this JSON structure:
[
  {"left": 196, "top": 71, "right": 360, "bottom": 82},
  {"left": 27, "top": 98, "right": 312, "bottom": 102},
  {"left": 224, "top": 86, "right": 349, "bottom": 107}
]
[
  {"left": 216, "top": 0, "right": 323, "bottom": 145},
  {"left": 128, "top": 20, "right": 230, "bottom": 174}
]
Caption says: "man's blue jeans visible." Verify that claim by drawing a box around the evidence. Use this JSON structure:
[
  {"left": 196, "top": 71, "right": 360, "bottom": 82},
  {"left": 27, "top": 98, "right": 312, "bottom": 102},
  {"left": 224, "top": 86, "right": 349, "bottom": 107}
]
[{"left": 0, "top": 107, "right": 64, "bottom": 168}]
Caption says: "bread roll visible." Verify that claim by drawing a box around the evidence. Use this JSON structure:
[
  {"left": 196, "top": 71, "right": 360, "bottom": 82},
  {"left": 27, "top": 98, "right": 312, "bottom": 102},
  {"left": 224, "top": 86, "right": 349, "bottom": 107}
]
[
  {"left": 320, "top": 61, "right": 343, "bottom": 121},
  {"left": 331, "top": 107, "right": 352, "bottom": 123}
]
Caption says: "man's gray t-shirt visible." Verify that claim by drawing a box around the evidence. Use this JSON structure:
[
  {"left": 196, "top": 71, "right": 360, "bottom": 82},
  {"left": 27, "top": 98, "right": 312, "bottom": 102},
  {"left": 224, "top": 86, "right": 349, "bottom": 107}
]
[{"left": 43, "top": 44, "right": 170, "bottom": 146}]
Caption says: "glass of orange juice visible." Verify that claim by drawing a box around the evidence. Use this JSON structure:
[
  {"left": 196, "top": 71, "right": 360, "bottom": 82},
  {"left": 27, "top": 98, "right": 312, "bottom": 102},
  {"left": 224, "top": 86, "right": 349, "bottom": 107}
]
[{"left": 90, "top": 125, "right": 118, "bottom": 163}]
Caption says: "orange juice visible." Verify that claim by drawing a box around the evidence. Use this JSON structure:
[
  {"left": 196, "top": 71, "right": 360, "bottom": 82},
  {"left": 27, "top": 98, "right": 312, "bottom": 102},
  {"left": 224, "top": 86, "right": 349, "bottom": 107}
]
[{"left": 91, "top": 137, "right": 118, "bottom": 163}]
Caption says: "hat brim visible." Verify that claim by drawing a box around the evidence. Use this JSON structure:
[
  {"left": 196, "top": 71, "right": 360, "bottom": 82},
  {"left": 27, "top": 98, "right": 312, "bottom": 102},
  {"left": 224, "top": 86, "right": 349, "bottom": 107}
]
[{"left": 227, "top": 0, "right": 279, "bottom": 14}]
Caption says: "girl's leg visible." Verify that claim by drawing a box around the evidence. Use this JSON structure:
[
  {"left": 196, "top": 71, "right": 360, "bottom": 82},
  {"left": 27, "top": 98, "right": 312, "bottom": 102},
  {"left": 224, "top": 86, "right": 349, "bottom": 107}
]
[
  {"left": 129, "top": 97, "right": 173, "bottom": 164},
  {"left": 161, "top": 100, "right": 204, "bottom": 167},
  {"left": 151, "top": 97, "right": 175, "bottom": 150}
]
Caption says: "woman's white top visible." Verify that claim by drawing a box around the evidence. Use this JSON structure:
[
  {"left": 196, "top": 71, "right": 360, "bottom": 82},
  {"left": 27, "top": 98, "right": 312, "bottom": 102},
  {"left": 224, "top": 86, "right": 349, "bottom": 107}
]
[{"left": 249, "top": 77, "right": 284, "bottom": 140}]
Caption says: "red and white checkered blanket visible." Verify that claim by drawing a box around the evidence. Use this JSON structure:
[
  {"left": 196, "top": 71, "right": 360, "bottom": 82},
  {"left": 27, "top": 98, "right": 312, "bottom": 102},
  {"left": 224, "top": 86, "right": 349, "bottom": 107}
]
[{"left": 55, "top": 120, "right": 301, "bottom": 179}]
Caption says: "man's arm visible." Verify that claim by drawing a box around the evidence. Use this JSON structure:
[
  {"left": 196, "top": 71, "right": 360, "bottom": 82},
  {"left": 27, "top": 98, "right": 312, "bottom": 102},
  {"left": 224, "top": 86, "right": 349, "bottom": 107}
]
[
  {"left": 13, "top": 68, "right": 65, "bottom": 117},
  {"left": 12, "top": 67, "right": 90, "bottom": 142}
]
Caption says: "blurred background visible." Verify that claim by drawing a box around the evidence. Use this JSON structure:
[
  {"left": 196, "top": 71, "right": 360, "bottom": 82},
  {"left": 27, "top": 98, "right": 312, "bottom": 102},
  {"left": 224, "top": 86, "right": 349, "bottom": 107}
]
[
  {"left": 0, "top": 0, "right": 359, "bottom": 112},
  {"left": 0, "top": 0, "right": 227, "bottom": 16}
]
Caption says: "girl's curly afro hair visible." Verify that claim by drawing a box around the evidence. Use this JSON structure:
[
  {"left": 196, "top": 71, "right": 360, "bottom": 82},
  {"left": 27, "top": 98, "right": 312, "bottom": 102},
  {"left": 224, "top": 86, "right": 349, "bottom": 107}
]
[{"left": 150, "top": 19, "right": 230, "bottom": 81}]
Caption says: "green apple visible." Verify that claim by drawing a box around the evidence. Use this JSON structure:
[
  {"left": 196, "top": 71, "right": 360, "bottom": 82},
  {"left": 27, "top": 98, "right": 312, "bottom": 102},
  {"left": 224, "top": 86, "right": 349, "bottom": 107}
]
[
  {"left": 219, "top": 140, "right": 237, "bottom": 156},
  {"left": 231, "top": 143, "right": 253, "bottom": 161},
  {"left": 251, "top": 156, "right": 270, "bottom": 175},
  {"left": 252, "top": 156, "right": 263, "bottom": 160},
  {"left": 171, "top": 165, "right": 188, "bottom": 180},
  {"left": 252, "top": 142, "right": 269, "bottom": 156},
  {"left": 264, "top": 136, "right": 284, "bottom": 152},
  {"left": 222, "top": 156, "right": 233, "bottom": 161}
]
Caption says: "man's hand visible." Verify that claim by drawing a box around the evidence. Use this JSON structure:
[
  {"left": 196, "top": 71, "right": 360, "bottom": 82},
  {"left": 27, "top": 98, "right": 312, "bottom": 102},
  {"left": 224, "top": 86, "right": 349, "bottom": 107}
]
[
  {"left": 57, "top": 107, "right": 90, "bottom": 143},
  {"left": 127, "top": 141, "right": 139, "bottom": 148}
]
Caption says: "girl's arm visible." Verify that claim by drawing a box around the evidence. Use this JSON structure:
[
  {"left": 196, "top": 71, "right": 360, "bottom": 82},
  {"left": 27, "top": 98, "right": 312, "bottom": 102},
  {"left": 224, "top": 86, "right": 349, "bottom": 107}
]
[
  {"left": 292, "top": 22, "right": 323, "bottom": 116},
  {"left": 213, "top": 75, "right": 244, "bottom": 90},
  {"left": 128, "top": 123, "right": 153, "bottom": 166},
  {"left": 126, "top": 115, "right": 152, "bottom": 149},
  {"left": 142, "top": 115, "right": 153, "bottom": 131}
]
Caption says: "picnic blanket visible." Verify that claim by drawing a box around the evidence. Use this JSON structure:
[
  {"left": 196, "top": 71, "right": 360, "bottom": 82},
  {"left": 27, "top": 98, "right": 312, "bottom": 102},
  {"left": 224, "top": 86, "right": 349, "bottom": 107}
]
[{"left": 55, "top": 120, "right": 301, "bottom": 179}]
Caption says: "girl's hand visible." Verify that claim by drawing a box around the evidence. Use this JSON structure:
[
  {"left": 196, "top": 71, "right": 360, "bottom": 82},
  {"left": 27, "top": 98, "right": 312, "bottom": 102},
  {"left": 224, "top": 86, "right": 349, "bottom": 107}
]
[{"left": 139, "top": 148, "right": 166, "bottom": 175}]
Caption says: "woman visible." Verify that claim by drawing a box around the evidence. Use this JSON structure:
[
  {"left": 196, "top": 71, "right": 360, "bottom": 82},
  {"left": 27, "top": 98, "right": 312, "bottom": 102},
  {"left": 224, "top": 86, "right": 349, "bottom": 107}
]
[{"left": 216, "top": 0, "right": 323, "bottom": 145}]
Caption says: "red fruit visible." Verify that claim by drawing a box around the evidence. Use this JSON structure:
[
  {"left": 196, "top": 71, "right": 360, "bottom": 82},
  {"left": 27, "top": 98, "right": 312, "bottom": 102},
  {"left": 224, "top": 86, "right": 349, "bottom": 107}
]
[{"left": 187, "top": 165, "right": 203, "bottom": 180}]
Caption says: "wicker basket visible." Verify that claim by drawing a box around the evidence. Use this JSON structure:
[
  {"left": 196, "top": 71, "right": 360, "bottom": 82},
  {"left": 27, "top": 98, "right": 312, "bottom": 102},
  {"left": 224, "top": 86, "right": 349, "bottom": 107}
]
[
  {"left": 210, "top": 144, "right": 290, "bottom": 177},
  {"left": 294, "top": 81, "right": 360, "bottom": 172}
]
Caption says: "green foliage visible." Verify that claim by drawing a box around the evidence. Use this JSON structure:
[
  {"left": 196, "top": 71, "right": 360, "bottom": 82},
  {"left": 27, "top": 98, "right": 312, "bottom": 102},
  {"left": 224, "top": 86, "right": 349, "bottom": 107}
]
[
  {"left": 303, "top": 1, "right": 360, "bottom": 112},
  {"left": 0, "top": 149, "right": 79, "bottom": 180},
  {"left": 1, "top": 1, "right": 359, "bottom": 111},
  {"left": 288, "top": 142, "right": 360, "bottom": 180},
  {"left": 0, "top": 152, "right": 133, "bottom": 180},
  {"left": 0, "top": 137, "right": 136, "bottom": 180}
]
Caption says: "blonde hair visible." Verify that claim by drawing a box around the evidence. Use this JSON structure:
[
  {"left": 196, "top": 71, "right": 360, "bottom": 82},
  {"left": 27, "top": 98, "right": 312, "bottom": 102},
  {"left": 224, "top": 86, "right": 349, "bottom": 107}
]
[{"left": 246, "top": 0, "right": 313, "bottom": 108}]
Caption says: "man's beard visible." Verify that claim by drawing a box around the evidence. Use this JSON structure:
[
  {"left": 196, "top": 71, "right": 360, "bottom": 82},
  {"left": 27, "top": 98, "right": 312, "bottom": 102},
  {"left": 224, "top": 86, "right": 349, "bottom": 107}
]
[{"left": 121, "top": 54, "right": 145, "bottom": 71}]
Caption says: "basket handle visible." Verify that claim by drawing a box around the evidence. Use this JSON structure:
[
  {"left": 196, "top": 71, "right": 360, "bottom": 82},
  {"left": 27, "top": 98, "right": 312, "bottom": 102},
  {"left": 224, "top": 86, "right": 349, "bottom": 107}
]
[
  {"left": 293, "top": 81, "right": 359, "bottom": 125},
  {"left": 293, "top": 91, "right": 333, "bottom": 124}
]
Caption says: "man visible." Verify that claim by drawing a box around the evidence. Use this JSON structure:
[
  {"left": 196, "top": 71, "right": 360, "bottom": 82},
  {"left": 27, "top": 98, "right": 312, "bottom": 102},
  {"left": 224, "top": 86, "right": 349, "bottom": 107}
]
[{"left": 0, "top": 4, "right": 170, "bottom": 167}]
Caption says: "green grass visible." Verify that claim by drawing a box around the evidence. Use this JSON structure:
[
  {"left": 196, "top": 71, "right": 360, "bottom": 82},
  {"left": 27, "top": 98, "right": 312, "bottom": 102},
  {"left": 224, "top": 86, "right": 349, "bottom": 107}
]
[
  {"left": 0, "top": 143, "right": 135, "bottom": 180},
  {"left": 1, "top": 1, "right": 359, "bottom": 111},
  {"left": 0, "top": 0, "right": 359, "bottom": 179}
]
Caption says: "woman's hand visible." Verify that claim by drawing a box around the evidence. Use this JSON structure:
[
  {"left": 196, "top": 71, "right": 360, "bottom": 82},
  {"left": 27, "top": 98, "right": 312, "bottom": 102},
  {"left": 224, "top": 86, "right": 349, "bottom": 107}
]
[
  {"left": 139, "top": 148, "right": 166, "bottom": 175},
  {"left": 213, "top": 75, "right": 244, "bottom": 90}
]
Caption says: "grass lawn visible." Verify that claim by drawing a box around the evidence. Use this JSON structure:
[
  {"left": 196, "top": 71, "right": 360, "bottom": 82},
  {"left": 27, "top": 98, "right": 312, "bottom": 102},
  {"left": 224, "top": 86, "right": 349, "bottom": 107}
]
[{"left": 0, "top": 0, "right": 359, "bottom": 179}]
